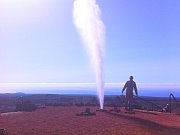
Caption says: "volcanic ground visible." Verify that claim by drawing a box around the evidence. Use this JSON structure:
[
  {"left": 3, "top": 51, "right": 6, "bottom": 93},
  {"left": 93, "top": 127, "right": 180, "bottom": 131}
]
[{"left": 0, "top": 106, "right": 180, "bottom": 135}]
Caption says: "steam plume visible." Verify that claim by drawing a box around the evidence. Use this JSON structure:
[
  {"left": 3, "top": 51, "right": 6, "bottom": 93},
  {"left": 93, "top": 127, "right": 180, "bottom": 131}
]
[{"left": 73, "top": 0, "right": 105, "bottom": 109}]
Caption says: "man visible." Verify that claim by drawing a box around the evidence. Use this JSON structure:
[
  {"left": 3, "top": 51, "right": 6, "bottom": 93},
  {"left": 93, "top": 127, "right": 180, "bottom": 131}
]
[{"left": 122, "top": 76, "right": 138, "bottom": 111}]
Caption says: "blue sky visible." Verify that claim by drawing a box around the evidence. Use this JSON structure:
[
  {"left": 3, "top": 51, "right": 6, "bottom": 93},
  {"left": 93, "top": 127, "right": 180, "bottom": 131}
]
[{"left": 0, "top": 0, "right": 180, "bottom": 86}]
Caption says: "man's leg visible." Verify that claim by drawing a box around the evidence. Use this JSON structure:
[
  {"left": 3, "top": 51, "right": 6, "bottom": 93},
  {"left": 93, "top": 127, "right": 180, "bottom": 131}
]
[
  {"left": 126, "top": 95, "right": 131, "bottom": 111},
  {"left": 129, "top": 94, "right": 133, "bottom": 112}
]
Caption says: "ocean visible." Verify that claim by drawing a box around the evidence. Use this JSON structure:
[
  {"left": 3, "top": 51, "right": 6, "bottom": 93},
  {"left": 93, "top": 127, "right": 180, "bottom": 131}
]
[
  {"left": 0, "top": 83, "right": 180, "bottom": 97},
  {"left": 8, "top": 87, "right": 180, "bottom": 98}
]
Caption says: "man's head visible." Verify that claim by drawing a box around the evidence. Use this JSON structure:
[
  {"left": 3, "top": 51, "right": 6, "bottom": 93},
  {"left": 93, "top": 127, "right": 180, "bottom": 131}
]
[{"left": 129, "top": 76, "right": 133, "bottom": 80}]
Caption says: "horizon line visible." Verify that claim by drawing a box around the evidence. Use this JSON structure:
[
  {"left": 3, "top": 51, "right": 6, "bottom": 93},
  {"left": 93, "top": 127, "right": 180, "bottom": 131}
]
[{"left": 0, "top": 82, "right": 179, "bottom": 88}]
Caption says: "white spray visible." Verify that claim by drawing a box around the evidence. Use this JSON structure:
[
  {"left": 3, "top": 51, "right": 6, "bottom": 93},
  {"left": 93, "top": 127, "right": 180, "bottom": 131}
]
[{"left": 73, "top": 0, "right": 105, "bottom": 109}]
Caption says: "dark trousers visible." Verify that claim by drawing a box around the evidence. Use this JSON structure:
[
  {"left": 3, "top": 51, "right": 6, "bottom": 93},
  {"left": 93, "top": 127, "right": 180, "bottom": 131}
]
[{"left": 125, "top": 89, "right": 133, "bottom": 111}]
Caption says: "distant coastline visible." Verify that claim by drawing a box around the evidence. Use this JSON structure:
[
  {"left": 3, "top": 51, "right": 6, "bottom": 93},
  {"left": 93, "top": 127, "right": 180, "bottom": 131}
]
[{"left": 0, "top": 87, "right": 179, "bottom": 98}]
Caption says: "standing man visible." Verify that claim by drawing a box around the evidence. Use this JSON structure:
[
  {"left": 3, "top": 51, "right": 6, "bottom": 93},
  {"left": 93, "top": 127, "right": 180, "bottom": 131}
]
[{"left": 122, "top": 76, "right": 138, "bottom": 112}]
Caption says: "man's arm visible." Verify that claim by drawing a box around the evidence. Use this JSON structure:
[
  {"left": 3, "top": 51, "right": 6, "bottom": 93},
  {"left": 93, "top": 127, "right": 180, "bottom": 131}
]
[
  {"left": 134, "top": 82, "right": 138, "bottom": 96},
  {"left": 122, "top": 82, "right": 127, "bottom": 93}
]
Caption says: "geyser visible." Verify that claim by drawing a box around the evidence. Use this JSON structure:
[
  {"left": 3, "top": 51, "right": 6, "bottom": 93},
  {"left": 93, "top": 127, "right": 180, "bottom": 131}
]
[{"left": 73, "top": 0, "right": 105, "bottom": 109}]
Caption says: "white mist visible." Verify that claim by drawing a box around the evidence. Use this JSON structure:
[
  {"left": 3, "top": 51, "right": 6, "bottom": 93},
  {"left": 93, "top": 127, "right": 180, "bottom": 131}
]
[{"left": 73, "top": 0, "right": 105, "bottom": 109}]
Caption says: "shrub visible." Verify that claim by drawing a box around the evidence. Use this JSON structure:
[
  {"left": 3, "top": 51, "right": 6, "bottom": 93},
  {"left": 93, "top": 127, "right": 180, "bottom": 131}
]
[{"left": 16, "top": 100, "right": 37, "bottom": 112}]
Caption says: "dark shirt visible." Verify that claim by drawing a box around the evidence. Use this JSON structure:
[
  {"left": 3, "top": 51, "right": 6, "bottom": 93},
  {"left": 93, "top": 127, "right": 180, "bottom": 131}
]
[{"left": 122, "top": 80, "right": 138, "bottom": 95}]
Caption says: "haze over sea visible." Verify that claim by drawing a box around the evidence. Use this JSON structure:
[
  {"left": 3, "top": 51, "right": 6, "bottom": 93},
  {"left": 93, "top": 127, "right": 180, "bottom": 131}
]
[
  {"left": 26, "top": 88, "right": 179, "bottom": 97},
  {"left": 0, "top": 83, "right": 180, "bottom": 97}
]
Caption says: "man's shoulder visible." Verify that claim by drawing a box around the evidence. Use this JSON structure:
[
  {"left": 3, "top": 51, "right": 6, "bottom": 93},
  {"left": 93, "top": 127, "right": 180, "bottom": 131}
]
[
  {"left": 126, "top": 80, "right": 130, "bottom": 83},
  {"left": 127, "top": 80, "right": 136, "bottom": 84},
  {"left": 126, "top": 80, "right": 132, "bottom": 84}
]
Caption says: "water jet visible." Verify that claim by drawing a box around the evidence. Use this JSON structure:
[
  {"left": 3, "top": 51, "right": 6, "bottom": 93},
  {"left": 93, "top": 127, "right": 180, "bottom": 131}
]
[{"left": 73, "top": 0, "right": 105, "bottom": 110}]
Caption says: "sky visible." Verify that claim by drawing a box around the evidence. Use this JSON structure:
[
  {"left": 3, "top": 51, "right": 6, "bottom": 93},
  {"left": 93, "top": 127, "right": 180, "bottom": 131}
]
[{"left": 0, "top": 0, "right": 180, "bottom": 90}]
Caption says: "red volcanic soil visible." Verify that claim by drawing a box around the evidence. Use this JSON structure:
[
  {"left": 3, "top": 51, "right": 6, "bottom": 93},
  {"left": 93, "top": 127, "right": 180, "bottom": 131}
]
[{"left": 0, "top": 106, "right": 180, "bottom": 135}]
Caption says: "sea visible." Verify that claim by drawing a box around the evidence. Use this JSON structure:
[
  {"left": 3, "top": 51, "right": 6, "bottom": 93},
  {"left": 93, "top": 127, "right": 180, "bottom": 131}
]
[
  {"left": 8, "top": 87, "right": 180, "bottom": 98},
  {"left": 0, "top": 83, "right": 180, "bottom": 97}
]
